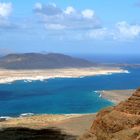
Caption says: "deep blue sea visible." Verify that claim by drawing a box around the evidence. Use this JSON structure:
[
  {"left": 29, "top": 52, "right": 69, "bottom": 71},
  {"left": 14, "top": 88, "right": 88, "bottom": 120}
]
[{"left": 0, "top": 67, "right": 140, "bottom": 117}]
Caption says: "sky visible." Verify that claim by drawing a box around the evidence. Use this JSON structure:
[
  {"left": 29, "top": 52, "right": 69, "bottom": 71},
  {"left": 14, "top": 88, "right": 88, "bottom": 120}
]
[{"left": 0, "top": 0, "right": 140, "bottom": 55}]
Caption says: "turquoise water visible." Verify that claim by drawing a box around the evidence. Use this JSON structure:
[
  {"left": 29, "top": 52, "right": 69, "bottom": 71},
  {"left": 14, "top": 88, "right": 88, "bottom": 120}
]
[{"left": 0, "top": 67, "right": 140, "bottom": 117}]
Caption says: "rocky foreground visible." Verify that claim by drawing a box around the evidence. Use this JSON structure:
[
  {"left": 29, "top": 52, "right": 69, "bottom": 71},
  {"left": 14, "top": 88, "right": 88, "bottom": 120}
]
[{"left": 79, "top": 89, "right": 140, "bottom": 140}]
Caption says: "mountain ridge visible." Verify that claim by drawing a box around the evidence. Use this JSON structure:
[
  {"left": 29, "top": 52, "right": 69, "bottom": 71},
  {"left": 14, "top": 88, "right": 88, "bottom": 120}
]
[{"left": 0, "top": 53, "right": 95, "bottom": 70}]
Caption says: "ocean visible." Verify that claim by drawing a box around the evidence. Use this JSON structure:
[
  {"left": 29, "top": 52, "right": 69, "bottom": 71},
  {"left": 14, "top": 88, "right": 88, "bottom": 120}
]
[{"left": 0, "top": 67, "right": 140, "bottom": 117}]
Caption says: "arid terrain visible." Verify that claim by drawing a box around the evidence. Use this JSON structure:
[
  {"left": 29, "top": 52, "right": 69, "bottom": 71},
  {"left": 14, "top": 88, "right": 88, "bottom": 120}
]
[
  {"left": 79, "top": 89, "right": 140, "bottom": 140},
  {"left": 100, "top": 89, "right": 134, "bottom": 104},
  {"left": 0, "top": 67, "right": 128, "bottom": 84}
]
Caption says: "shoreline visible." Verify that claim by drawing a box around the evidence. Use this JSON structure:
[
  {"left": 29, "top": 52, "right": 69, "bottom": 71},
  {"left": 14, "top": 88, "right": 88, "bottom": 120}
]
[
  {"left": 0, "top": 89, "right": 134, "bottom": 136},
  {"left": 0, "top": 89, "right": 134, "bottom": 122},
  {"left": 0, "top": 89, "right": 134, "bottom": 121},
  {"left": 99, "top": 89, "right": 134, "bottom": 104},
  {"left": 0, "top": 67, "right": 129, "bottom": 84},
  {"left": 0, "top": 113, "right": 93, "bottom": 129},
  {"left": 0, "top": 113, "right": 96, "bottom": 121}
]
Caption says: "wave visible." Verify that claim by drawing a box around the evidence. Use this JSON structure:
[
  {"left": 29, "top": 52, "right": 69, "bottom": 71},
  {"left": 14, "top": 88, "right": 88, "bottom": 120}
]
[
  {"left": 19, "top": 113, "right": 34, "bottom": 117},
  {"left": 94, "top": 90, "right": 102, "bottom": 98},
  {"left": 124, "top": 70, "right": 130, "bottom": 74},
  {"left": 0, "top": 116, "right": 12, "bottom": 121},
  {"left": 24, "top": 80, "right": 32, "bottom": 83}
]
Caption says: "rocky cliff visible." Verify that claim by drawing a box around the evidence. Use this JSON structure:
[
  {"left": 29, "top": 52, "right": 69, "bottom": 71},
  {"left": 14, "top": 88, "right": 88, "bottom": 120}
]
[{"left": 79, "top": 88, "right": 140, "bottom": 140}]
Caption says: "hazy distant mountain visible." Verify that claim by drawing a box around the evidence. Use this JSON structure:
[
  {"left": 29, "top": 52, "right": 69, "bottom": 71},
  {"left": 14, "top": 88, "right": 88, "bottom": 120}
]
[{"left": 0, "top": 53, "right": 95, "bottom": 69}]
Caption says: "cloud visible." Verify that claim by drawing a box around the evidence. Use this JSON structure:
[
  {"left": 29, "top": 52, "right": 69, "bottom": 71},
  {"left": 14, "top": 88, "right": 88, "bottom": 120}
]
[
  {"left": 0, "top": 2, "right": 16, "bottom": 30},
  {"left": 45, "top": 23, "right": 66, "bottom": 30},
  {"left": 34, "top": 3, "right": 101, "bottom": 30},
  {"left": 33, "top": 3, "right": 140, "bottom": 42},
  {"left": 86, "top": 21, "right": 140, "bottom": 41},
  {"left": 82, "top": 9, "right": 95, "bottom": 19},
  {"left": 0, "top": 2, "right": 12, "bottom": 18},
  {"left": 34, "top": 3, "right": 62, "bottom": 16},
  {"left": 64, "top": 6, "right": 76, "bottom": 15},
  {"left": 0, "top": 19, "right": 16, "bottom": 29},
  {"left": 114, "top": 21, "right": 140, "bottom": 40},
  {"left": 87, "top": 28, "right": 109, "bottom": 39}
]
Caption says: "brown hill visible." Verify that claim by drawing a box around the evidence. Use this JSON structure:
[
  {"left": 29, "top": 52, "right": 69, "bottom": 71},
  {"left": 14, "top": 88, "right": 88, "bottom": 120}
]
[
  {"left": 79, "top": 88, "right": 140, "bottom": 140},
  {"left": 0, "top": 53, "right": 94, "bottom": 69}
]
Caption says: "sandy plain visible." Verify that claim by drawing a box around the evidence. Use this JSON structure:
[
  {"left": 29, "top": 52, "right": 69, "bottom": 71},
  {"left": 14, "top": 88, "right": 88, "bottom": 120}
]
[{"left": 0, "top": 67, "right": 128, "bottom": 84}]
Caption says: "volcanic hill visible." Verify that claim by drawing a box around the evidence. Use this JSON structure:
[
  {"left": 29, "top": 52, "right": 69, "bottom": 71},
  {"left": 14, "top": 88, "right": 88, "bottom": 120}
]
[{"left": 0, "top": 53, "right": 94, "bottom": 69}]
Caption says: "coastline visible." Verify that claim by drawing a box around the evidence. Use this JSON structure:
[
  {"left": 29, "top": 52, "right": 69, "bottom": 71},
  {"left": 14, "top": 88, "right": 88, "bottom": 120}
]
[
  {"left": 0, "top": 114, "right": 93, "bottom": 129},
  {"left": 0, "top": 67, "right": 129, "bottom": 84},
  {"left": 0, "top": 89, "right": 134, "bottom": 121},
  {"left": 0, "top": 68, "right": 134, "bottom": 137},
  {"left": 0, "top": 89, "right": 134, "bottom": 136},
  {"left": 99, "top": 89, "right": 134, "bottom": 104}
]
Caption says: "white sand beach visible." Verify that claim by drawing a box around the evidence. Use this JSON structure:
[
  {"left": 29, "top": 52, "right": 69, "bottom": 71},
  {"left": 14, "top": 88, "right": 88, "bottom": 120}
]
[{"left": 0, "top": 67, "right": 129, "bottom": 84}]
